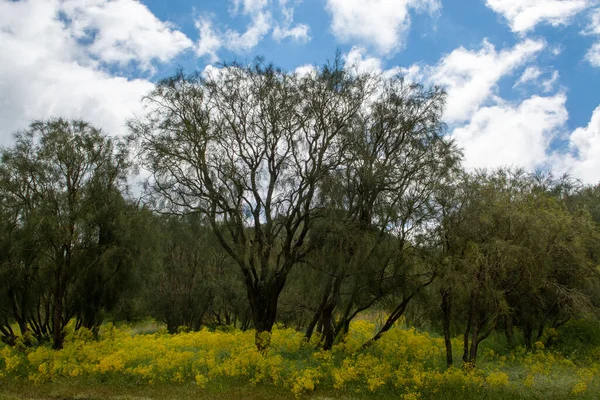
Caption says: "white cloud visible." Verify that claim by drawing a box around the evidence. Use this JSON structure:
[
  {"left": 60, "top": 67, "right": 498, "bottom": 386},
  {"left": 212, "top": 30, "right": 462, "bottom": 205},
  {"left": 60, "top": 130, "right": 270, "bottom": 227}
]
[
  {"left": 294, "top": 64, "right": 317, "bottom": 77},
  {"left": 452, "top": 94, "right": 568, "bottom": 170},
  {"left": 272, "top": 23, "right": 310, "bottom": 42},
  {"left": 587, "top": 43, "right": 600, "bottom": 66},
  {"left": 423, "top": 39, "right": 545, "bottom": 123},
  {"left": 514, "top": 67, "right": 560, "bottom": 92},
  {"left": 554, "top": 105, "right": 600, "bottom": 183},
  {"left": 341, "top": 47, "right": 412, "bottom": 79},
  {"left": 584, "top": 8, "right": 600, "bottom": 67},
  {"left": 550, "top": 44, "right": 564, "bottom": 56},
  {"left": 60, "top": 0, "right": 192, "bottom": 71},
  {"left": 195, "top": 10, "right": 272, "bottom": 61},
  {"left": 231, "top": 0, "right": 269, "bottom": 15},
  {"left": 343, "top": 47, "right": 385, "bottom": 74},
  {"left": 325, "top": 0, "right": 441, "bottom": 54},
  {"left": 272, "top": 6, "right": 310, "bottom": 43},
  {"left": 0, "top": 0, "right": 161, "bottom": 143},
  {"left": 515, "top": 66, "right": 543, "bottom": 86},
  {"left": 485, "top": 0, "right": 591, "bottom": 33},
  {"left": 196, "top": 17, "right": 223, "bottom": 63},
  {"left": 0, "top": 1, "right": 77, "bottom": 67},
  {"left": 226, "top": 11, "right": 272, "bottom": 51},
  {"left": 583, "top": 7, "right": 600, "bottom": 35},
  {"left": 196, "top": 1, "right": 272, "bottom": 60},
  {"left": 541, "top": 70, "right": 560, "bottom": 92},
  {"left": 196, "top": 0, "right": 310, "bottom": 60}
]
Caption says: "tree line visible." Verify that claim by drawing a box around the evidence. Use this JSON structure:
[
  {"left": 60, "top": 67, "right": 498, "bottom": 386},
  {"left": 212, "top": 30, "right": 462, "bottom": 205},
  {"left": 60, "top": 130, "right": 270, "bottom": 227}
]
[{"left": 1, "top": 56, "right": 599, "bottom": 366}]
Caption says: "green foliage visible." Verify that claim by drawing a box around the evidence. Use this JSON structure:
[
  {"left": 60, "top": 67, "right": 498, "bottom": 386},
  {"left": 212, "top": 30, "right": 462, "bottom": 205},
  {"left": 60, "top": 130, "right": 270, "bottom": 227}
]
[
  {"left": 144, "top": 214, "right": 249, "bottom": 333},
  {"left": 432, "top": 169, "right": 600, "bottom": 364},
  {"left": 553, "top": 319, "right": 600, "bottom": 359},
  {"left": 0, "top": 118, "right": 145, "bottom": 347}
]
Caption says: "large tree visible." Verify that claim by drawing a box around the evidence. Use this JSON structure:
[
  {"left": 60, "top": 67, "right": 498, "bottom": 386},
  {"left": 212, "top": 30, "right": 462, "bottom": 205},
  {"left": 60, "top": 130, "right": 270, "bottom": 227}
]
[{"left": 132, "top": 59, "right": 370, "bottom": 348}]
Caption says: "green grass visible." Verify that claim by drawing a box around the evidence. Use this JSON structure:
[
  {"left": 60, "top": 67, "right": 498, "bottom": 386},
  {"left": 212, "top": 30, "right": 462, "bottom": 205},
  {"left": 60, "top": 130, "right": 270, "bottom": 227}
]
[
  {"left": 2, "top": 374, "right": 599, "bottom": 400},
  {"left": 0, "top": 378, "right": 300, "bottom": 400}
]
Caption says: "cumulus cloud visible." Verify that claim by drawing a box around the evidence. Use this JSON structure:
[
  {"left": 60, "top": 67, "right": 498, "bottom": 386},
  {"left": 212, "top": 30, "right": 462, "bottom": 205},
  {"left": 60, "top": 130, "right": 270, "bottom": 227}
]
[
  {"left": 60, "top": 0, "right": 193, "bottom": 71},
  {"left": 422, "top": 39, "right": 545, "bottom": 124},
  {"left": 325, "top": 0, "right": 441, "bottom": 55},
  {"left": 0, "top": 0, "right": 192, "bottom": 71},
  {"left": 417, "top": 40, "right": 571, "bottom": 177},
  {"left": 0, "top": 0, "right": 184, "bottom": 142},
  {"left": 485, "top": 0, "right": 591, "bottom": 33},
  {"left": 555, "top": 105, "right": 600, "bottom": 183},
  {"left": 451, "top": 94, "right": 568, "bottom": 171}
]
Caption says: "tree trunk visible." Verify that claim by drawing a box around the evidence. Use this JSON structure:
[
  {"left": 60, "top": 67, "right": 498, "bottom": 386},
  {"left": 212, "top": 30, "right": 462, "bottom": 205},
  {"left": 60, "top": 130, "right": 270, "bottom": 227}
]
[
  {"left": 316, "top": 319, "right": 323, "bottom": 336},
  {"left": 52, "top": 294, "right": 64, "bottom": 349},
  {"left": 52, "top": 265, "right": 64, "bottom": 349},
  {"left": 167, "top": 319, "right": 177, "bottom": 335},
  {"left": 362, "top": 294, "right": 413, "bottom": 349},
  {"left": 462, "top": 305, "right": 472, "bottom": 363},
  {"left": 468, "top": 319, "right": 480, "bottom": 364},
  {"left": 523, "top": 324, "right": 533, "bottom": 350},
  {"left": 10, "top": 289, "right": 29, "bottom": 340},
  {"left": 305, "top": 276, "right": 333, "bottom": 342},
  {"left": 247, "top": 275, "right": 286, "bottom": 351},
  {"left": 305, "top": 311, "right": 321, "bottom": 342},
  {"left": 53, "top": 245, "right": 70, "bottom": 350},
  {"left": 504, "top": 317, "right": 514, "bottom": 347},
  {"left": 0, "top": 319, "right": 16, "bottom": 346},
  {"left": 536, "top": 321, "right": 545, "bottom": 342},
  {"left": 440, "top": 288, "right": 453, "bottom": 367},
  {"left": 321, "top": 305, "right": 335, "bottom": 350},
  {"left": 16, "top": 316, "right": 29, "bottom": 344}
]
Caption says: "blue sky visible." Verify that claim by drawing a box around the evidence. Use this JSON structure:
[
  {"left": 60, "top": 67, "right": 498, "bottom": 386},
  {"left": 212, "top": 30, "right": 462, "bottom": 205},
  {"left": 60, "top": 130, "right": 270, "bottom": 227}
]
[{"left": 1, "top": 0, "right": 599, "bottom": 182}]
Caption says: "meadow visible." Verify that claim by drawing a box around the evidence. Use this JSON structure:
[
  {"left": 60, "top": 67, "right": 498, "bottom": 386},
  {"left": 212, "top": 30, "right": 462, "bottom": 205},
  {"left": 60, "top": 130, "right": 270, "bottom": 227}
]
[{"left": 1, "top": 319, "right": 599, "bottom": 399}]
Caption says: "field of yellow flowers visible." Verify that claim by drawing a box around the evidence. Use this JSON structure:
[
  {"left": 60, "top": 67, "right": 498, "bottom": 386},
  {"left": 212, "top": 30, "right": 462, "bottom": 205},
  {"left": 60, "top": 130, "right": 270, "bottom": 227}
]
[{"left": 1, "top": 320, "right": 599, "bottom": 399}]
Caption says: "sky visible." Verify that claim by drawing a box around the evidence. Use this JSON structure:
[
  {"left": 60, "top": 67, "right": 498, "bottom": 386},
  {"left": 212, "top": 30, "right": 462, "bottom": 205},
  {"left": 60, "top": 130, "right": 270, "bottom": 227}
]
[{"left": 1, "top": 0, "right": 599, "bottom": 183}]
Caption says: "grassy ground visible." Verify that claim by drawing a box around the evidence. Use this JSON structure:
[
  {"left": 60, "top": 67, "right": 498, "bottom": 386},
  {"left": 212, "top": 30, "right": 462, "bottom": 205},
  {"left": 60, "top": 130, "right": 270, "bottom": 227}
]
[
  {"left": 1, "top": 320, "right": 600, "bottom": 399},
  {"left": 0, "top": 378, "right": 298, "bottom": 400},
  {"left": 2, "top": 375, "right": 599, "bottom": 400}
]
